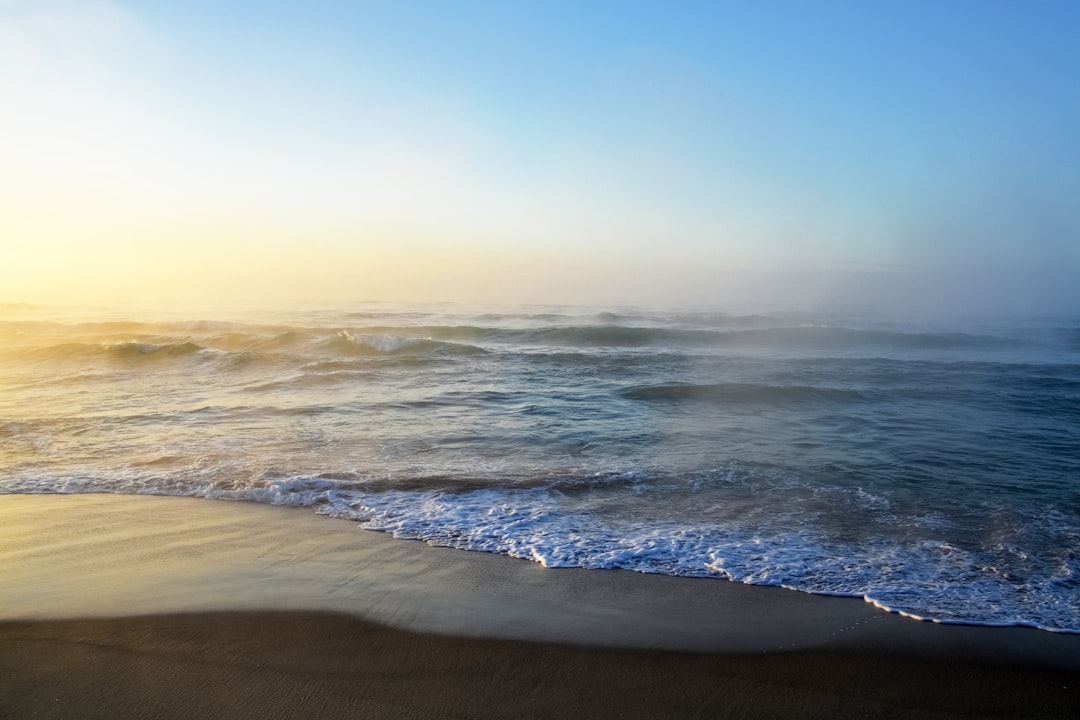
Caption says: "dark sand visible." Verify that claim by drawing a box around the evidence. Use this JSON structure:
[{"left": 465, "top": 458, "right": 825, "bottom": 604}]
[
  {"left": 4, "top": 611, "right": 1079, "bottom": 720},
  {"left": 2, "top": 494, "right": 1079, "bottom": 718}
]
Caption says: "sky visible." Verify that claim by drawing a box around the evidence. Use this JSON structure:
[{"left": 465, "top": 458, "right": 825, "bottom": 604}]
[{"left": 2, "top": 0, "right": 1078, "bottom": 314}]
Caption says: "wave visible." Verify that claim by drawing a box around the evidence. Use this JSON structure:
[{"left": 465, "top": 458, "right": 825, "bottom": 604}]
[
  {"left": 532, "top": 326, "right": 713, "bottom": 346},
  {"left": 379, "top": 323, "right": 1028, "bottom": 352},
  {"left": 3, "top": 311, "right": 1038, "bottom": 364},
  {"left": 200, "top": 330, "right": 313, "bottom": 353},
  {"left": 698, "top": 326, "right": 1025, "bottom": 351},
  {"left": 6, "top": 331, "right": 488, "bottom": 370},
  {"left": 107, "top": 341, "right": 206, "bottom": 358},
  {"left": 260, "top": 477, "right": 1080, "bottom": 633},
  {"left": 17, "top": 340, "right": 211, "bottom": 363},
  {"left": 621, "top": 382, "right": 867, "bottom": 405},
  {"left": 356, "top": 324, "right": 716, "bottom": 347},
  {"left": 327, "top": 332, "right": 487, "bottom": 357},
  {"left": 241, "top": 370, "right": 378, "bottom": 393},
  {"left": 460, "top": 310, "right": 799, "bottom": 330}
]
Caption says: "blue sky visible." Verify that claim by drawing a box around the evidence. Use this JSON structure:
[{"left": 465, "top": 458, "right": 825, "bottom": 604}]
[{"left": 2, "top": 0, "right": 1078, "bottom": 313}]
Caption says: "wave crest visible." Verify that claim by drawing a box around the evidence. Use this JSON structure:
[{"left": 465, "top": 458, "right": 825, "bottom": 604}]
[{"left": 330, "top": 332, "right": 486, "bottom": 356}]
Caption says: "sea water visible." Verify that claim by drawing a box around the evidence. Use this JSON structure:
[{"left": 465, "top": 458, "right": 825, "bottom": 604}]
[{"left": 1, "top": 302, "right": 1078, "bottom": 631}]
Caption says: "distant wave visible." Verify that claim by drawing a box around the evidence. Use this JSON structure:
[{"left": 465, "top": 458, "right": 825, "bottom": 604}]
[
  {"left": 533, "top": 326, "right": 714, "bottom": 346},
  {"left": 18, "top": 340, "right": 210, "bottom": 362},
  {"left": 1, "top": 315, "right": 1031, "bottom": 357},
  {"left": 105, "top": 341, "right": 206, "bottom": 358},
  {"left": 11, "top": 331, "right": 488, "bottom": 365},
  {"left": 201, "top": 330, "right": 314, "bottom": 353},
  {"left": 241, "top": 370, "right": 377, "bottom": 393},
  {"left": 698, "top": 326, "right": 1025, "bottom": 351},
  {"left": 404, "top": 324, "right": 1027, "bottom": 351},
  {"left": 328, "top": 332, "right": 487, "bottom": 356},
  {"left": 461, "top": 311, "right": 797, "bottom": 329},
  {"left": 621, "top": 382, "right": 867, "bottom": 405}
]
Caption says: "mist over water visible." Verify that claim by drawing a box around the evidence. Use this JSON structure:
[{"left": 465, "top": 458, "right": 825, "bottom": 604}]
[{"left": 2, "top": 302, "right": 1079, "bottom": 631}]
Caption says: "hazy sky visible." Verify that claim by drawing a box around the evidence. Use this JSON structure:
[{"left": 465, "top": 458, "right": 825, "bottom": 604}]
[{"left": 2, "top": 0, "right": 1078, "bottom": 313}]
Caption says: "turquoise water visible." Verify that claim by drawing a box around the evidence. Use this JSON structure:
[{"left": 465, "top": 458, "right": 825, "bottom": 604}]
[{"left": 2, "top": 303, "right": 1078, "bottom": 630}]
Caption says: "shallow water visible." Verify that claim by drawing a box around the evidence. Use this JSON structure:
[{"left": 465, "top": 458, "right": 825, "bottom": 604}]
[{"left": 2, "top": 302, "right": 1078, "bottom": 631}]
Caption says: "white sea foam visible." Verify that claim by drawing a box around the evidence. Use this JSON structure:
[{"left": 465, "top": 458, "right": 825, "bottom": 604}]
[
  {"left": 226, "top": 477, "right": 1077, "bottom": 633},
  {"left": 338, "top": 332, "right": 417, "bottom": 353}
]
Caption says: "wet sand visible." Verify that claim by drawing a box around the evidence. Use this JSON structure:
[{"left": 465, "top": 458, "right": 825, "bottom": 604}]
[{"left": 2, "top": 494, "right": 1078, "bottom": 718}]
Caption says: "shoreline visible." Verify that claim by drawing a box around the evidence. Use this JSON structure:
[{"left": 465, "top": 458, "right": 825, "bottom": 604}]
[{"left": 3, "top": 493, "right": 1079, "bottom": 717}]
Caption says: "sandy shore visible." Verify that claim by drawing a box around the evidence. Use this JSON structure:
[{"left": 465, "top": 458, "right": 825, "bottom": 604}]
[
  {"left": 4, "top": 610, "right": 1078, "bottom": 720},
  {"left": 2, "top": 494, "right": 1079, "bottom": 718}
]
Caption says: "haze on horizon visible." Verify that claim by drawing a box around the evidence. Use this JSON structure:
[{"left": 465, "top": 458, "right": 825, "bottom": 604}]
[{"left": 2, "top": 0, "right": 1078, "bottom": 318}]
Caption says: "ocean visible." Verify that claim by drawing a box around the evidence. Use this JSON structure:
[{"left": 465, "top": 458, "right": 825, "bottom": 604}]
[{"left": 2, "top": 302, "right": 1078, "bottom": 632}]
